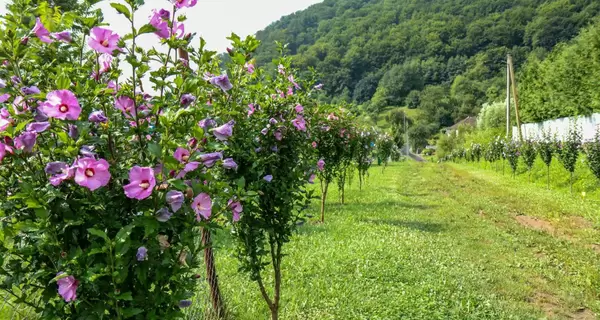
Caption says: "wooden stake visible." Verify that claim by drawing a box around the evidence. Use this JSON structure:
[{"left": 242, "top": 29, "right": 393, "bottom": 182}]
[
  {"left": 507, "top": 55, "right": 524, "bottom": 142},
  {"left": 506, "top": 59, "right": 511, "bottom": 138}
]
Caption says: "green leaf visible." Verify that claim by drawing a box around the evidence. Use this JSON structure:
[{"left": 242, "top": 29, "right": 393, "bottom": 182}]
[
  {"left": 115, "top": 225, "right": 134, "bottom": 254},
  {"left": 25, "top": 198, "right": 42, "bottom": 209},
  {"left": 88, "top": 228, "right": 109, "bottom": 242},
  {"left": 55, "top": 73, "right": 71, "bottom": 90},
  {"left": 34, "top": 208, "right": 48, "bottom": 219},
  {"left": 148, "top": 143, "right": 162, "bottom": 158},
  {"left": 236, "top": 177, "right": 246, "bottom": 189},
  {"left": 137, "top": 24, "right": 156, "bottom": 35},
  {"left": 56, "top": 131, "right": 69, "bottom": 144},
  {"left": 49, "top": 272, "right": 70, "bottom": 284},
  {"left": 142, "top": 218, "right": 159, "bottom": 238},
  {"left": 110, "top": 3, "right": 131, "bottom": 20},
  {"left": 168, "top": 179, "right": 188, "bottom": 191},
  {"left": 14, "top": 121, "right": 29, "bottom": 134},
  {"left": 122, "top": 307, "right": 143, "bottom": 318},
  {"left": 115, "top": 292, "right": 133, "bottom": 300}
]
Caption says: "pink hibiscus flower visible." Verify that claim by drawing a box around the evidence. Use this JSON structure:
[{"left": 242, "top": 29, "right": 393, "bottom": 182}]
[
  {"left": 124, "top": 166, "right": 156, "bottom": 200},
  {"left": 74, "top": 158, "right": 111, "bottom": 191},
  {"left": 192, "top": 193, "right": 212, "bottom": 221},
  {"left": 88, "top": 27, "right": 121, "bottom": 54},
  {"left": 39, "top": 90, "right": 81, "bottom": 120},
  {"left": 57, "top": 273, "right": 79, "bottom": 302}
]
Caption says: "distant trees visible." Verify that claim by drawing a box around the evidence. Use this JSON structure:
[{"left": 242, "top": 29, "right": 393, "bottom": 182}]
[
  {"left": 520, "top": 20, "right": 600, "bottom": 123},
  {"left": 252, "top": 0, "right": 600, "bottom": 141}
]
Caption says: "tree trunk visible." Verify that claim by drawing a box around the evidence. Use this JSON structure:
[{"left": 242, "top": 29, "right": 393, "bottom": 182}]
[
  {"left": 320, "top": 182, "right": 329, "bottom": 223},
  {"left": 201, "top": 228, "right": 225, "bottom": 318},
  {"left": 267, "top": 239, "right": 282, "bottom": 320},
  {"left": 570, "top": 171, "right": 573, "bottom": 194},
  {"left": 340, "top": 177, "right": 345, "bottom": 205},
  {"left": 547, "top": 165, "right": 550, "bottom": 189},
  {"left": 359, "top": 173, "right": 363, "bottom": 191}
]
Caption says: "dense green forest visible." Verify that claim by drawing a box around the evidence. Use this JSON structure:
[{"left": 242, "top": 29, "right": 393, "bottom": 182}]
[
  {"left": 519, "top": 21, "right": 600, "bottom": 123},
  {"left": 253, "top": 0, "right": 600, "bottom": 147}
]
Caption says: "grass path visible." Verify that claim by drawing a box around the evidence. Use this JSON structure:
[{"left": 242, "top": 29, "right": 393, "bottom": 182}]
[
  {"left": 6, "top": 161, "right": 599, "bottom": 319},
  {"left": 202, "top": 161, "right": 600, "bottom": 319}
]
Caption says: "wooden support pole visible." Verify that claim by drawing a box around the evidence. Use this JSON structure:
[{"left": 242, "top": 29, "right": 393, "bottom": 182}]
[
  {"left": 507, "top": 55, "right": 524, "bottom": 142},
  {"left": 506, "top": 59, "right": 511, "bottom": 138}
]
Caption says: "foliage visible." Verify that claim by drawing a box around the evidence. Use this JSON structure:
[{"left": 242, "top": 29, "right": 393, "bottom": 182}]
[
  {"left": 312, "top": 107, "right": 355, "bottom": 222},
  {"left": 521, "top": 139, "right": 537, "bottom": 172},
  {"left": 477, "top": 101, "right": 506, "bottom": 130},
  {"left": 354, "top": 128, "right": 376, "bottom": 190},
  {"left": 538, "top": 131, "right": 555, "bottom": 168},
  {"left": 253, "top": 0, "right": 600, "bottom": 130},
  {"left": 471, "top": 143, "right": 482, "bottom": 162},
  {"left": 0, "top": 0, "right": 248, "bottom": 318},
  {"left": 489, "top": 137, "right": 506, "bottom": 165},
  {"left": 556, "top": 126, "right": 582, "bottom": 174},
  {"left": 584, "top": 130, "right": 600, "bottom": 182},
  {"left": 0, "top": 1, "right": 333, "bottom": 320},
  {"left": 375, "top": 132, "right": 394, "bottom": 170},
  {"left": 504, "top": 140, "right": 520, "bottom": 176},
  {"left": 520, "top": 19, "right": 600, "bottom": 123}
]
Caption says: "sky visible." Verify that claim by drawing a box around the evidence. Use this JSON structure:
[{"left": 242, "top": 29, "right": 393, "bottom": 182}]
[
  {"left": 1, "top": 0, "right": 323, "bottom": 52},
  {"left": 96, "top": 0, "right": 323, "bottom": 52},
  {"left": 0, "top": 0, "right": 323, "bottom": 91}
]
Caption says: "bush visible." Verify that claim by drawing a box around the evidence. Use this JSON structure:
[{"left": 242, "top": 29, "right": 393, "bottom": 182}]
[
  {"left": 537, "top": 131, "right": 556, "bottom": 189},
  {"left": 477, "top": 101, "right": 506, "bottom": 130},
  {"left": 521, "top": 139, "right": 537, "bottom": 180},
  {"left": 585, "top": 130, "right": 600, "bottom": 183},
  {"left": 556, "top": 126, "right": 582, "bottom": 193}
]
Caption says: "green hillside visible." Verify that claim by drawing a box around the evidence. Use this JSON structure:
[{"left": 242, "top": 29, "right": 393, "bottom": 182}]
[{"left": 253, "top": 0, "right": 600, "bottom": 143}]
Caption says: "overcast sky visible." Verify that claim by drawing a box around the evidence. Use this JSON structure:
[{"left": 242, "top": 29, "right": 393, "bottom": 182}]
[
  {"left": 1, "top": 0, "right": 323, "bottom": 52},
  {"left": 0, "top": 0, "right": 323, "bottom": 92}
]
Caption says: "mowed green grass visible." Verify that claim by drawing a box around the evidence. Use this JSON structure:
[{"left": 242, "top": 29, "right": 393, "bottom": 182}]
[
  {"left": 6, "top": 161, "right": 600, "bottom": 319},
  {"left": 195, "top": 161, "right": 600, "bottom": 319}
]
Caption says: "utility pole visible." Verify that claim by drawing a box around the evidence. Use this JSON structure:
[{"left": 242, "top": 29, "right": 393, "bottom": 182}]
[
  {"left": 404, "top": 112, "right": 409, "bottom": 155},
  {"left": 507, "top": 54, "right": 524, "bottom": 142},
  {"left": 506, "top": 59, "right": 511, "bottom": 139}
]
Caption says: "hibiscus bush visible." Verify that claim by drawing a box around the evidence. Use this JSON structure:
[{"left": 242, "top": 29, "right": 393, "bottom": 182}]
[
  {"left": 207, "top": 44, "right": 323, "bottom": 319},
  {"left": 585, "top": 130, "right": 600, "bottom": 184},
  {"left": 354, "top": 128, "right": 376, "bottom": 190},
  {"left": 556, "top": 126, "right": 582, "bottom": 193},
  {"left": 538, "top": 131, "right": 556, "bottom": 189},
  {"left": 470, "top": 143, "right": 482, "bottom": 163},
  {"left": 376, "top": 132, "right": 394, "bottom": 171},
  {"left": 504, "top": 140, "right": 520, "bottom": 177},
  {"left": 521, "top": 139, "right": 537, "bottom": 181},
  {"left": 312, "top": 108, "right": 354, "bottom": 222},
  {"left": 0, "top": 0, "right": 250, "bottom": 318}
]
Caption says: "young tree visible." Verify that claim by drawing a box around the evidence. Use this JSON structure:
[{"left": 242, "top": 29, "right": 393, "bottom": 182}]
[
  {"left": 471, "top": 143, "right": 482, "bottom": 164},
  {"left": 336, "top": 125, "right": 358, "bottom": 205},
  {"left": 376, "top": 132, "right": 395, "bottom": 171},
  {"left": 217, "top": 48, "right": 321, "bottom": 319},
  {"left": 355, "top": 128, "right": 376, "bottom": 190},
  {"left": 556, "top": 126, "right": 582, "bottom": 193},
  {"left": 504, "top": 140, "right": 521, "bottom": 177},
  {"left": 521, "top": 139, "right": 538, "bottom": 181},
  {"left": 585, "top": 130, "right": 600, "bottom": 186},
  {"left": 313, "top": 109, "right": 353, "bottom": 222},
  {"left": 537, "top": 131, "right": 555, "bottom": 189}
]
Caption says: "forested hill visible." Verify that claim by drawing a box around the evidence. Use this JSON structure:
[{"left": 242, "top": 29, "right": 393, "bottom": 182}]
[{"left": 253, "top": 0, "right": 600, "bottom": 130}]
